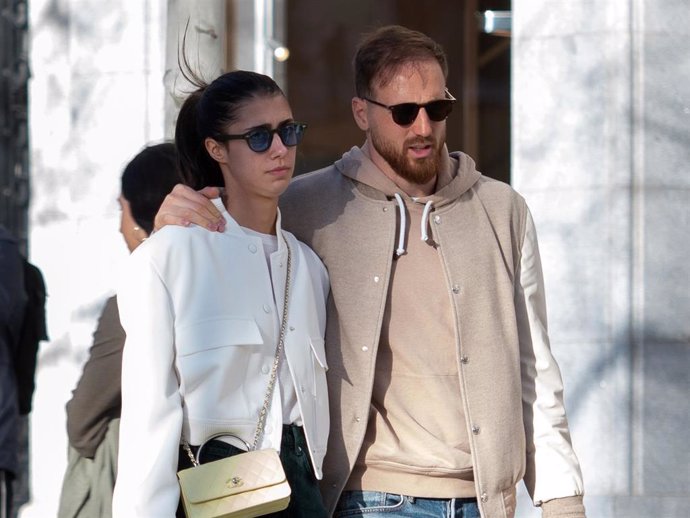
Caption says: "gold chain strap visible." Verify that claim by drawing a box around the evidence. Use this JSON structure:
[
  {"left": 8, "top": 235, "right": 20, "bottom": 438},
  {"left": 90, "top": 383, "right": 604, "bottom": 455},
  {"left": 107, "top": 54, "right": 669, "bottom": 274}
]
[
  {"left": 251, "top": 234, "right": 291, "bottom": 450},
  {"left": 182, "top": 234, "right": 292, "bottom": 466}
]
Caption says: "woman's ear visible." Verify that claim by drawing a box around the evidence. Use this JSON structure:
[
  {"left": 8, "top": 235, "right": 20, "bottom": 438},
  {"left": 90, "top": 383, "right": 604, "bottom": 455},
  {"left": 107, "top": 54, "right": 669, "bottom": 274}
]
[{"left": 204, "top": 137, "right": 227, "bottom": 164}]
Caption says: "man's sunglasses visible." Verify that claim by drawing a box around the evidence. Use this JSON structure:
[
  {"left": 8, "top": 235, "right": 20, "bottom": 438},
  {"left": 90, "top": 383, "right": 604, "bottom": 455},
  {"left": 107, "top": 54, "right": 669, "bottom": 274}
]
[
  {"left": 363, "top": 90, "right": 456, "bottom": 126},
  {"left": 215, "top": 122, "right": 307, "bottom": 153}
]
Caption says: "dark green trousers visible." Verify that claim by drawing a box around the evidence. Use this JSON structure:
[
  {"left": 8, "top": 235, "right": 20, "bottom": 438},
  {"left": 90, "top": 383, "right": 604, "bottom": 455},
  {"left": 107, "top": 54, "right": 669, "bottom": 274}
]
[{"left": 177, "top": 425, "right": 327, "bottom": 518}]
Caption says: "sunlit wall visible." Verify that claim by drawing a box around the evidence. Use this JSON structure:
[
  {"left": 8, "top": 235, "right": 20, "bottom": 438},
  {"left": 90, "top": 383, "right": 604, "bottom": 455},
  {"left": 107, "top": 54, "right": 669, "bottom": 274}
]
[{"left": 24, "top": 1, "right": 168, "bottom": 515}]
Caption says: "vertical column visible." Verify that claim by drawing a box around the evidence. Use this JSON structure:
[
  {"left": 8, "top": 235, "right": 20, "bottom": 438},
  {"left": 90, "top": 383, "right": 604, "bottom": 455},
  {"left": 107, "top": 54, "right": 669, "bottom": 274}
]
[
  {"left": 163, "top": 0, "right": 227, "bottom": 137},
  {"left": 630, "top": 0, "right": 690, "bottom": 513},
  {"left": 0, "top": 0, "right": 30, "bottom": 250},
  {"left": 163, "top": 0, "right": 291, "bottom": 134},
  {"left": 512, "top": 0, "right": 690, "bottom": 516},
  {"left": 228, "top": 0, "right": 289, "bottom": 88},
  {"left": 26, "top": 0, "right": 170, "bottom": 515},
  {"left": 512, "top": 1, "right": 634, "bottom": 516}
]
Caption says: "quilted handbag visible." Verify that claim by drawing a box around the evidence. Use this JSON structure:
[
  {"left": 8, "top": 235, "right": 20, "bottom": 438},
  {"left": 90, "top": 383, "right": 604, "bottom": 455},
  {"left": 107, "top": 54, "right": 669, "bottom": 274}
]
[
  {"left": 177, "top": 447, "right": 290, "bottom": 518},
  {"left": 177, "top": 236, "right": 294, "bottom": 518}
]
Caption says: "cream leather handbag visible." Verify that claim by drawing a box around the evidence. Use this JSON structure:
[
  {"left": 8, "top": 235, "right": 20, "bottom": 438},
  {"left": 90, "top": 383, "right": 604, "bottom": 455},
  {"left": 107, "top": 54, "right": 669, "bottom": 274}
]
[{"left": 177, "top": 445, "right": 290, "bottom": 518}]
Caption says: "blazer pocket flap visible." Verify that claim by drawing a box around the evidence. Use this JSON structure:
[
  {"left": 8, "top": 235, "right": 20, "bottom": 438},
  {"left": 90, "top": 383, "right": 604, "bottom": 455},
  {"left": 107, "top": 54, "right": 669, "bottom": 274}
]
[
  {"left": 177, "top": 449, "right": 289, "bottom": 503},
  {"left": 176, "top": 318, "right": 263, "bottom": 356},
  {"left": 309, "top": 337, "right": 328, "bottom": 370}
]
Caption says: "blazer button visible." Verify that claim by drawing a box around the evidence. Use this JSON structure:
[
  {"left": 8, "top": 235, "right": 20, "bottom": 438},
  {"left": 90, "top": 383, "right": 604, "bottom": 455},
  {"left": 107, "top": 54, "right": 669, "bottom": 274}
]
[
  {"left": 480, "top": 492, "right": 488, "bottom": 502},
  {"left": 460, "top": 355, "right": 469, "bottom": 364},
  {"left": 472, "top": 425, "right": 481, "bottom": 435}
]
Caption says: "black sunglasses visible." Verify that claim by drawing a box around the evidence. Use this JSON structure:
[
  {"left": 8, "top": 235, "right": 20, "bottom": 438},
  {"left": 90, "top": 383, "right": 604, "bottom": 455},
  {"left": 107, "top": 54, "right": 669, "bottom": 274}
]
[
  {"left": 215, "top": 122, "right": 307, "bottom": 153},
  {"left": 363, "top": 90, "right": 456, "bottom": 126}
]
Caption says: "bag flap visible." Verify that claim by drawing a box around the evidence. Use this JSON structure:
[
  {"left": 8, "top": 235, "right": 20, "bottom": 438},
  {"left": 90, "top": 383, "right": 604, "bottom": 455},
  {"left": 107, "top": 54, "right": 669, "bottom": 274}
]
[{"left": 178, "top": 449, "right": 286, "bottom": 504}]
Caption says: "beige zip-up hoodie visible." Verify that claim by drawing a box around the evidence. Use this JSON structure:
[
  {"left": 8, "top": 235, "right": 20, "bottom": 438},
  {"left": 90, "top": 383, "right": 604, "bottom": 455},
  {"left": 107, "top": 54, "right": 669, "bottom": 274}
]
[{"left": 280, "top": 146, "right": 585, "bottom": 518}]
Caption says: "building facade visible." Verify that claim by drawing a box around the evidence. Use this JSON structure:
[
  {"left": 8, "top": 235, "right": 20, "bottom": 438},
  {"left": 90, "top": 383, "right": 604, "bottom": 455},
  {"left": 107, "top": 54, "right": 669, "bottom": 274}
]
[{"left": 18, "top": 1, "right": 689, "bottom": 517}]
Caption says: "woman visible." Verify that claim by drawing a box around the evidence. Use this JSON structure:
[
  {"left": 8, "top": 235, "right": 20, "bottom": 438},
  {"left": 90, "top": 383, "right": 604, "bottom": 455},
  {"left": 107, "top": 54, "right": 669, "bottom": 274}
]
[
  {"left": 58, "top": 143, "right": 180, "bottom": 518},
  {"left": 112, "top": 71, "right": 330, "bottom": 517}
]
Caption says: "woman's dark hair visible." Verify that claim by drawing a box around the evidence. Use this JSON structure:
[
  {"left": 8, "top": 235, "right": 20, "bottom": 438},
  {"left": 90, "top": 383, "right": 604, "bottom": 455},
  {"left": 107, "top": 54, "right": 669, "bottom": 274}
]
[
  {"left": 175, "top": 68, "right": 284, "bottom": 190},
  {"left": 121, "top": 142, "right": 181, "bottom": 234},
  {"left": 354, "top": 25, "right": 448, "bottom": 98}
]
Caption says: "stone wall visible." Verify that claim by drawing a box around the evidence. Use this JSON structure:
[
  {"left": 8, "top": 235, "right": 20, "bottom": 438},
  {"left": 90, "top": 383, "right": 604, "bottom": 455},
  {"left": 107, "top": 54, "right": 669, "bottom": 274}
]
[
  {"left": 512, "top": 1, "right": 690, "bottom": 516},
  {"left": 24, "top": 1, "right": 169, "bottom": 515}
]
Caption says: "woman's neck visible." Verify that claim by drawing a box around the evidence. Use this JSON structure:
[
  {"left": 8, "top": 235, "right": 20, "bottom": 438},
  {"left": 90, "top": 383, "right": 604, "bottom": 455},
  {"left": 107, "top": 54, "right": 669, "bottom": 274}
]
[{"left": 224, "top": 194, "right": 279, "bottom": 235}]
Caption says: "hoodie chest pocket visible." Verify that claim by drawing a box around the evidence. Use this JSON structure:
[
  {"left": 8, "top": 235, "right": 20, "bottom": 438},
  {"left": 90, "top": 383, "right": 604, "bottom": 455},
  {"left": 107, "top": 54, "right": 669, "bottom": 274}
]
[{"left": 175, "top": 317, "right": 264, "bottom": 358}]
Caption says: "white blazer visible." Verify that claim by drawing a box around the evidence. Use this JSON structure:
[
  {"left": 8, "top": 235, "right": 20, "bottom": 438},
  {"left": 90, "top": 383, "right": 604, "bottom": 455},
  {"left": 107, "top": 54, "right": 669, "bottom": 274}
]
[{"left": 113, "top": 203, "right": 330, "bottom": 518}]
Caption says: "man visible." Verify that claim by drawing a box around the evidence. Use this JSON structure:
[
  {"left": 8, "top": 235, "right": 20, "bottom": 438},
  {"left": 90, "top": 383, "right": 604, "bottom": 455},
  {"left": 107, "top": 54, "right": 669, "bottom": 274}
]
[
  {"left": 156, "top": 25, "right": 585, "bottom": 518},
  {"left": 0, "top": 226, "right": 28, "bottom": 518}
]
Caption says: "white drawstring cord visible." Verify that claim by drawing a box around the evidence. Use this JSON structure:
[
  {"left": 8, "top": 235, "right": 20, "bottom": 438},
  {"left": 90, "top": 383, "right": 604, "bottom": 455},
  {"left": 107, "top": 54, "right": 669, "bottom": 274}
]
[
  {"left": 393, "top": 193, "right": 406, "bottom": 256},
  {"left": 421, "top": 200, "right": 433, "bottom": 242}
]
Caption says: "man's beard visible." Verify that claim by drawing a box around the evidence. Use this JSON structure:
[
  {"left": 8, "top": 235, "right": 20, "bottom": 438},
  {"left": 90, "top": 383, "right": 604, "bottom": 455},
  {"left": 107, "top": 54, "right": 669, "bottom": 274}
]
[{"left": 371, "top": 132, "right": 442, "bottom": 185}]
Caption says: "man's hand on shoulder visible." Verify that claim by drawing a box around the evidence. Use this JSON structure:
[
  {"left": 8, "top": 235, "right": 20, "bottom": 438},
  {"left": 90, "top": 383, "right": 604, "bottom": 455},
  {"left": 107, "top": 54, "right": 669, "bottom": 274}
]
[{"left": 153, "top": 184, "right": 226, "bottom": 233}]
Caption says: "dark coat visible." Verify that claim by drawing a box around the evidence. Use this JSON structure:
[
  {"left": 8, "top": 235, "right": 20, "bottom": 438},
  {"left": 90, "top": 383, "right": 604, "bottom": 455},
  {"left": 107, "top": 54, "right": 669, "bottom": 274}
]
[{"left": 0, "top": 226, "right": 28, "bottom": 473}]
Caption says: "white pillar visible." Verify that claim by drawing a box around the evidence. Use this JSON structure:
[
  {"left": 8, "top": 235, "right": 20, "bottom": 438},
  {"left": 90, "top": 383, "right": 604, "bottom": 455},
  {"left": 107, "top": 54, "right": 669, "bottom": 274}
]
[
  {"left": 512, "top": 1, "right": 690, "bottom": 516},
  {"left": 25, "top": 1, "right": 169, "bottom": 515}
]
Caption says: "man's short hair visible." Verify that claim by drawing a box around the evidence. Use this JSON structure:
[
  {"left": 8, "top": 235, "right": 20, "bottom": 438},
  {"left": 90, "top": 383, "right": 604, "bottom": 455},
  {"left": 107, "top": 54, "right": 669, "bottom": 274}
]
[{"left": 353, "top": 25, "right": 449, "bottom": 98}]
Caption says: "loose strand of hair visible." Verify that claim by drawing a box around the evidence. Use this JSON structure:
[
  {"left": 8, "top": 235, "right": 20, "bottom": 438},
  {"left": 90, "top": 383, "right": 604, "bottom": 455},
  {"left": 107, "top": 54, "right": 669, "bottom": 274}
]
[{"left": 177, "top": 18, "right": 209, "bottom": 92}]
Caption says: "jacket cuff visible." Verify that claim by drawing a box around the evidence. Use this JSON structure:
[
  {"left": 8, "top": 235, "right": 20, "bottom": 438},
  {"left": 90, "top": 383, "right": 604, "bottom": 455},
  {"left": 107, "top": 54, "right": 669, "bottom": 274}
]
[{"left": 541, "top": 495, "right": 586, "bottom": 518}]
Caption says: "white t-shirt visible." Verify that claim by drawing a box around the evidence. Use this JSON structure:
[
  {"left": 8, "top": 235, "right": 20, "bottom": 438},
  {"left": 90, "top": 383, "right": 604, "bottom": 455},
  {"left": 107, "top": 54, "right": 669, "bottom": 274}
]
[{"left": 242, "top": 226, "right": 301, "bottom": 426}]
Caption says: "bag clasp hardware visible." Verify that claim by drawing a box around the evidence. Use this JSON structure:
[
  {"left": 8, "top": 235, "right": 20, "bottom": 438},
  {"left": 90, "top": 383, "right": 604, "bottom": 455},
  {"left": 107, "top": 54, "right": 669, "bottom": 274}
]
[{"left": 226, "top": 476, "right": 243, "bottom": 488}]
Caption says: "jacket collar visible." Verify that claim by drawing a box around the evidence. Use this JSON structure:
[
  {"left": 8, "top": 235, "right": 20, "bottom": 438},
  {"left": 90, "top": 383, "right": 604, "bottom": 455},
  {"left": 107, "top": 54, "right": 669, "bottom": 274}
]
[{"left": 211, "top": 198, "right": 288, "bottom": 251}]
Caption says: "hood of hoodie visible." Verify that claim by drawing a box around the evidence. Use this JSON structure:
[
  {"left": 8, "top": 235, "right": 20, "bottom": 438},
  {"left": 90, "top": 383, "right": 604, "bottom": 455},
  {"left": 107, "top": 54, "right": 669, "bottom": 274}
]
[
  {"left": 334, "top": 144, "right": 482, "bottom": 256},
  {"left": 333, "top": 144, "right": 481, "bottom": 207}
]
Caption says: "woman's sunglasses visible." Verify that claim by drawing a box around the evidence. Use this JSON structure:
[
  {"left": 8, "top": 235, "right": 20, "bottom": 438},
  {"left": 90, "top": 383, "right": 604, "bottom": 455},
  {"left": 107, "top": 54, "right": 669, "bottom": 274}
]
[
  {"left": 215, "top": 122, "right": 307, "bottom": 153},
  {"left": 363, "top": 90, "right": 456, "bottom": 126}
]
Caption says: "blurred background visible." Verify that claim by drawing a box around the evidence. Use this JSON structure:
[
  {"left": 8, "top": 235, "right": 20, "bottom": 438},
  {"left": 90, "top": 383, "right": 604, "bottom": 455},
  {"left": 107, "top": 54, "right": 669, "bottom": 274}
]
[{"left": 1, "top": 0, "right": 688, "bottom": 516}]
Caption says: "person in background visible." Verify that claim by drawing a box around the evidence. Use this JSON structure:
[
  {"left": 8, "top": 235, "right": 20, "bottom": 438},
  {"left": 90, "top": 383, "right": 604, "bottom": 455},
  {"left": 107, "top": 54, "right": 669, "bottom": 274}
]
[
  {"left": 154, "top": 25, "right": 586, "bottom": 518},
  {"left": 112, "top": 70, "right": 330, "bottom": 518},
  {"left": 57, "top": 142, "right": 180, "bottom": 518},
  {"left": 0, "top": 226, "right": 28, "bottom": 518},
  {"left": 10, "top": 244, "right": 48, "bottom": 518}
]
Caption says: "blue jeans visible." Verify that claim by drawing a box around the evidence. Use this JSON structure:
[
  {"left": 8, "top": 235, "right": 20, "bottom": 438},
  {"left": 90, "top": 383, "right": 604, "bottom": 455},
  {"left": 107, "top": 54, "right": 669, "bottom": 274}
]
[{"left": 334, "top": 491, "right": 480, "bottom": 518}]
